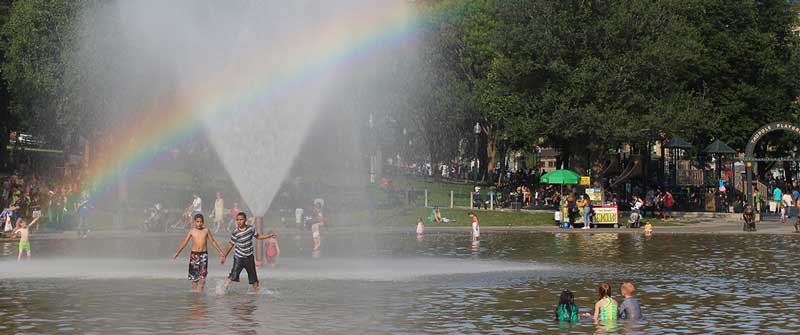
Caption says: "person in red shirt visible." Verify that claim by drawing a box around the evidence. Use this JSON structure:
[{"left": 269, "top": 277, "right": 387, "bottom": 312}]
[{"left": 663, "top": 190, "right": 674, "bottom": 220}]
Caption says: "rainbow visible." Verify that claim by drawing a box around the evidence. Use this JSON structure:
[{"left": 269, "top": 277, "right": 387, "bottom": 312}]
[{"left": 84, "top": 1, "right": 439, "bottom": 201}]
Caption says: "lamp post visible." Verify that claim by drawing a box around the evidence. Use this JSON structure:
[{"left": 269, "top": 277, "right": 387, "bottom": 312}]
[
  {"left": 473, "top": 122, "right": 481, "bottom": 185},
  {"left": 369, "top": 113, "right": 375, "bottom": 184},
  {"left": 402, "top": 128, "right": 407, "bottom": 174}
]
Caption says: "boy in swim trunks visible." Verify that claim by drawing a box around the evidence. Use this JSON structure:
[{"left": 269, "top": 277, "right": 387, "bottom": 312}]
[
  {"left": 221, "top": 212, "right": 277, "bottom": 292},
  {"left": 173, "top": 214, "right": 225, "bottom": 292},
  {"left": 12, "top": 216, "right": 41, "bottom": 261}
]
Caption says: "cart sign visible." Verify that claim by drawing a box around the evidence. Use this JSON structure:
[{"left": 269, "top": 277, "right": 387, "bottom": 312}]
[
  {"left": 561, "top": 205, "right": 618, "bottom": 225},
  {"left": 585, "top": 188, "right": 603, "bottom": 202},
  {"left": 592, "top": 207, "right": 618, "bottom": 224},
  {"left": 580, "top": 176, "right": 591, "bottom": 186}
]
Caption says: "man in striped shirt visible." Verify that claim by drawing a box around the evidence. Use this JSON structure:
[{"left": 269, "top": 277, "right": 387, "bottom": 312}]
[{"left": 222, "top": 212, "right": 277, "bottom": 292}]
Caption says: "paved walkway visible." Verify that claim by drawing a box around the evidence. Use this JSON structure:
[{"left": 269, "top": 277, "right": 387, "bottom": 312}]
[{"left": 424, "top": 222, "right": 800, "bottom": 235}]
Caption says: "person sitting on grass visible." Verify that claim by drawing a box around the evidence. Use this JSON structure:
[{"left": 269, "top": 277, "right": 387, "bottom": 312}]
[{"left": 429, "top": 207, "right": 450, "bottom": 223}]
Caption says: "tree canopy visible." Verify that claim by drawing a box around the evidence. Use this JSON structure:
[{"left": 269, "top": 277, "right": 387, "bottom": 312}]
[{"left": 1, "top": 0, "right": 799, "bottom": 174}]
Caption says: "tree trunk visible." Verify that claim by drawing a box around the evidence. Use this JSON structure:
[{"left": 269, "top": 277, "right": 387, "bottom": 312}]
[
  {"left": 485, "top": 128, "right": 497, "bottom": 183},
  {"left": 557, "top": 143, "right": 571, "bottom": 170},
  {"left": 0, "top": 124, "right": 7, "bottom": 172},
  {"left": 428, "top": 142, "right": 440, "bottom": 182}
]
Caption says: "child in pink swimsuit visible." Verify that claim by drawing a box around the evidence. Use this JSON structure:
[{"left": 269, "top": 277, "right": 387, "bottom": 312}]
[{"left": 265, "top": 230, "right": 280, "bottom": 267}]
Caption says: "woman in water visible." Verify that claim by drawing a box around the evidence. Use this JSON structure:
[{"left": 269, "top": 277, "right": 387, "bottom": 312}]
[{"left": 593, "top": 283, "right": 618, "bottom": 323}]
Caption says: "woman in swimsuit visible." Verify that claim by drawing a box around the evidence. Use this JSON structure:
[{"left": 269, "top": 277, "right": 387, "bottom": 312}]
[{"left": 593, "top": 282, "right": 619, "bottom": 324}]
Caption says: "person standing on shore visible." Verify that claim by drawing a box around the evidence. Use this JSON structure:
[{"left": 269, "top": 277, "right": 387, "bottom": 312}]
[
  {"left": 191, "top": 193, "right": 202, "bottom": 218},
  {"left": 754, "top": 189, "right": 762, "bottom": 213},
  {"left": 213, "top": 192, "right": 224, "bottom": 233},
  {"left": 772, "top": 187, "right": 782, "bottom": 213},
  {"left": 581, "top": 195, "right": 592, "bottom": 230},
  {"left": 77, "top": 191, "right": 92, "bottom": 239}
]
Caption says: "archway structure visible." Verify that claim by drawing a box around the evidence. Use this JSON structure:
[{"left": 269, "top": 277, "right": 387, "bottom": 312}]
[{"left": 744, "top": 122, "right": 800, "bottom": 206}]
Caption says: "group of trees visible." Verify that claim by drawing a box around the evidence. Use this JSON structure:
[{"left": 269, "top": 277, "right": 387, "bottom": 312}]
[
  {"left": 390, "top": 0, "right": 800, "bottom": 179},
  {"left": 0, "top": 0, "right": 89, "bottom": 167},
  {"left": 1, "top": 0, "right": 800, "bottom": 181}
]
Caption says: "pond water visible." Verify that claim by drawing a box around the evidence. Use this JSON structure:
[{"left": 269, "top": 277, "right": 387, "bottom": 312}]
[{"left": 0, "top": 231, "right": 798, "bottom": 334}]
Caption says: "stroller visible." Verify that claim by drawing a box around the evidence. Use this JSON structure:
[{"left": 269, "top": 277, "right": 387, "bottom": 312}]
[
  {"left": 142, "top": 203, "right": 166, "bottom": 232},
  {"left": 628, "top": 210, "right": 641, "bottom": 229}
]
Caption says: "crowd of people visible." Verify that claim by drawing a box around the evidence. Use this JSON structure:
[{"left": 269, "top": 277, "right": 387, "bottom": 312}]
[{"left": 1, "top": 172, "right": 93, "bottom": 237}]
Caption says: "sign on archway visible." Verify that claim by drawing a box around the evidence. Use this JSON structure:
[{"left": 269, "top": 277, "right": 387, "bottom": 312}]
[{"left": 745, "top": 122, "right": 800, "bottom": 206}]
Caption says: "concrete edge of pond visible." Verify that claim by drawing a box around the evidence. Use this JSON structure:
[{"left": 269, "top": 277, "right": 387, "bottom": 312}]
[{"left": 2, "top": 222, "right": 800, "bottom": 241}]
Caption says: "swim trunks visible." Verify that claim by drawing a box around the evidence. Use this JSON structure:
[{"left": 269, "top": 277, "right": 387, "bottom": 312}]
[
  {"left": 18, "top": 241, "right": 30, "bottom": 252},
  {"left": 188, "top": 251, "right": 208, "bottom": 283},
  {"left": 312, "top": 231, "right": 320, "bottom": 239},
  {"left": 228, "top": 254, "right": 258, "bottom": 284}
]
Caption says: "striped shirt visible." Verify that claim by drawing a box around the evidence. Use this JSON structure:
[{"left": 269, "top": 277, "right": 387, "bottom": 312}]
[{"left": 230, "top": 225, "right": 256, "bottom": 258}]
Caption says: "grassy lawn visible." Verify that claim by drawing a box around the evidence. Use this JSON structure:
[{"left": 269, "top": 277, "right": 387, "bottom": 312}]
[
  {"left": 392, "top": 177, "right": 481, "bottom": 208},
  {"left": 370, "top": 207, "right": 554, "bottom": 227},
  {"left": 372, "top": 207, "right": 698, "bottom": 228}
]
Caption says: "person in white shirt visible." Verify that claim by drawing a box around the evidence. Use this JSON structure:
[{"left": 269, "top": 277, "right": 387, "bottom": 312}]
[
  {"left": 782, "top": 192, "right": 793, "bottom": 218},
  {"left": 192, "top": 193, "right": 202, "bottom": 216}
]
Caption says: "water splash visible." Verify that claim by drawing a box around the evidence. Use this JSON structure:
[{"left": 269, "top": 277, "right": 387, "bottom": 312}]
[
  {"left": 0, "top": 257, "right": 551, "bottom": 282},
  {"left": 74, "top": 0, "right": 413, "bottom": 215}
]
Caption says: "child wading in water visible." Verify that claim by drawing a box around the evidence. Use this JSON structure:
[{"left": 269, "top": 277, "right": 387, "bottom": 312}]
[
  {"left": 213, "top": 192, "right": 224, "bottom": 233},
  {"left": 13, "top": 217, "right": 41, "bottom": 261},
  {"left": 173, "top": 214, "right": 225, "bottom": 293},
  {"left": 618, "top": 282, "right": 643, "bottom": 320},
  {"left": 221, "top": 212, "right": 277, "bottom": 292},
  {"left": 643, "top": 221, "right": 653, "bottom": 235},
  {"left": 264, "top": 230, "right": 280, "bottom": 268},
  {"left": 593, "top": 283, "right": 619, "bottom": 323},
  {"left": 311, "top": 221, "right": 322, "bottom": 251},
  {"left": 468, "top": 212, "right": 480, "bottom": 241},
  {"left": 780, "top": 203, "right": 787, "bottom": 224},
  {"left": 416, "top": 218, "right": 424, "bottom": 235},
  {"left": 554, "top": 289, "right": 591, "bottom": 322}
]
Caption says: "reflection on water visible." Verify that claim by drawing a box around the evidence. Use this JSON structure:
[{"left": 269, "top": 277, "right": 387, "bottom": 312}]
[{"left": 0, "top": 232, "right": 798, "bottom": 334}]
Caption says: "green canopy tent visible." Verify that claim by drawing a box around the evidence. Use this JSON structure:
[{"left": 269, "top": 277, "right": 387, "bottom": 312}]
[
  {"left": 540, "top": 169, "right": 581, "bottom": 197},
  {"left": 540, "top": 169, "right": 581, "bottom": 184}
]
